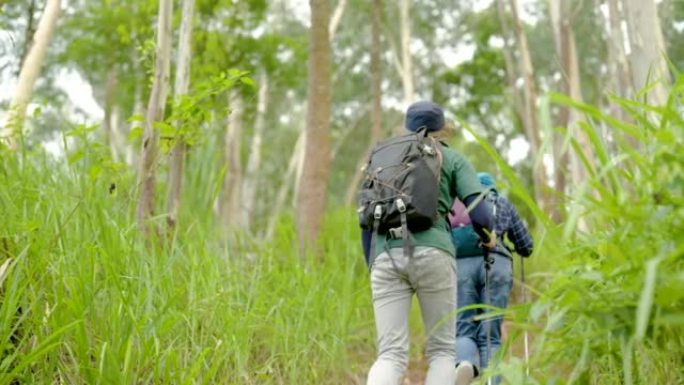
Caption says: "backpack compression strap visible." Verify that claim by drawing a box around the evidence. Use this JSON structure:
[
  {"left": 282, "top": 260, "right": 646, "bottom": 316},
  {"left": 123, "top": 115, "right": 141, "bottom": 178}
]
[
  {"left": 367, "top": 205, "right": 382, "bottom": 270},
  {"left": 396, "top": 198, "right": 415, "bottom": 259}
]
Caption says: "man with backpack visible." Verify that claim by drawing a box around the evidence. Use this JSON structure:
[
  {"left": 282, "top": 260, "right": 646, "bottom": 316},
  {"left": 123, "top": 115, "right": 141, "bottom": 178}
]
[
  {"left": 450, "top": 172, "right": 534, "bottom": 385},
  {"left": 358, "top": 101, "right": 496, "bottom": 385}
]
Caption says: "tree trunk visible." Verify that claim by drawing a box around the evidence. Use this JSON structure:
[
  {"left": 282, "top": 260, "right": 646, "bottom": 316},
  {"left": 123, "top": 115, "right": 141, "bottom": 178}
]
[
  {"left": 266, "top": 132, "right": 305, "bottom": 240},
  {"left": 397, "top": 0, "right": 414, "bottom": 134},
  {"left": 495, "top": 0, "right": 525, "bottom": 131},
  {"left": 504, "top": 0, "right": 551, "bottom": 213},
  {"left": 623, "top": 0, "right": 671, "bottom": 106},
  {"left": 220, "top": 91, "right": 244, "bottom": 229},
  {"left": 292, "top": 0, "right": 344, "bottom": 211},
  {"left": 166, "top": 0, "right": 195, "bottom": 232},
  {"left": 549, "top": 0, "right": 593, "bottom": 224},
  {"left": 329, "top": 0, "right": 347, "bottom": 40},
  {"left": 2, "top": 0, "right": 61, "bottom": 150},
  {"left": 103, "top": 67, "right": 120, "bottom": 162},
  {"left": 127, "top": 69, "right": 144, "bottom": 166},
  {"left": 606, "top": 0, "right": 634, "bottom": 116},
  {"left": 18, "top": 0, "right": 37, "bottom": 75},
  {"left": 297, "top": 0, "right": 332, "bottom": 256},
  {"left": 241, "top": 71, "right": 269, "bottom": 230},
  {"left": 344, "top": 0, "right": 383, "bottom": 207},
  {"left": 293, "top": 130, "right": 306, "bottom": 209},
  {"left": 136, "top": 0, "right": 173, "bottom": 238}
]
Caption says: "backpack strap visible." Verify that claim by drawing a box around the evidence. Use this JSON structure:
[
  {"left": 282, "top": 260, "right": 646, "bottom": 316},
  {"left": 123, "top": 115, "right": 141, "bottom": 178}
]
[
  {"left": 397, "top": 199, "right": 414, "bottom": 259},
  {"left": 367, "top": 204, "right": 383, "bottom": 270}
]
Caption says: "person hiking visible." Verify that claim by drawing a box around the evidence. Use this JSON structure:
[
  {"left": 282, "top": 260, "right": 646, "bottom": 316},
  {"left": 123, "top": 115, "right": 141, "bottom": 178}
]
[
  {"left": 451, "top": 172, "right": 534, "bottom": 385},
  {"left": 359, "top": 101, "right": 496, "bottom": 385}
]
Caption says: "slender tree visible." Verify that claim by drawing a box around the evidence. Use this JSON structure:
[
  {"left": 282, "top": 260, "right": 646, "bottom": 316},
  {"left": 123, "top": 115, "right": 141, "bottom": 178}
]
[
  {"left": 345, "top": 0, "right": 384, "bottom": 206},
  {"left": 500, "top": 0, "right": 552, "bottom": 212},
  {"left": 241, "top": 71, "right": 269, "bottom": 229},
  {"left": 292, "top": 0, "right": 347, "bottom": 208},
  {"left": 167, "top": 0, "right": 195, "bottom": 232},
  {"left": 17, "top": 0, "right": 38, "bottom": 74},
  {"left": 329, "top": 0, "right": 347, "bottom": 38},
  {"left": 496, "top": 0, "right": 525, "bottom": 133},
  {"left": 136, "top": 0, "right": 173, "bottom": 238},
  {"left": 102, "top": 67, "right": 124, "bottom": 163},
  {"left": 220, "top": 90, "right": 244, "bottom": 229},
  {"left": 549, "top": 0, "right": 595, "bottom": 226},
  {"left": 623, "top": 0, "right": 671, "bottom": 106},
  {"left": 266, "top": 132, "right": 305, "bottom": 240},
  {"left": 296, "top": 0, "right": 332, "bottom": 255},
  {"left": 606, "top": 0, "right": 634, "bottom": 117},
  {"left": 399, "top": 0, "right": 414, "bottom": 109},
  {"left": 2, "top": 0, "right": 61, "bottom": 150}
]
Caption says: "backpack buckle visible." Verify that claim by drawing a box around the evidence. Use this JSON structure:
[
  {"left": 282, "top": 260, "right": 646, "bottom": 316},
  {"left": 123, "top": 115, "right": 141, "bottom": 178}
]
[
  {"left": 396, "top": 198, "right": 407, "bottom": 213},
  {"left": 374, "top": 205, "right": 383, "bottom": 219},
  {"left": 423, "top": 144, "right": 435, "bottom": 155},
  {"left": 388, "top": 227, "right": 403, "bottom": 239}
]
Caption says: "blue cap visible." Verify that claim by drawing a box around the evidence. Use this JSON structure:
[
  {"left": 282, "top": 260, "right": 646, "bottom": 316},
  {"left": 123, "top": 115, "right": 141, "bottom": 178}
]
[
  {"left": 478, "top": 172, "right": 496, "bottom": 191},
  {"left": 405, "top": 101, "right": 445, "bottom": 133}
]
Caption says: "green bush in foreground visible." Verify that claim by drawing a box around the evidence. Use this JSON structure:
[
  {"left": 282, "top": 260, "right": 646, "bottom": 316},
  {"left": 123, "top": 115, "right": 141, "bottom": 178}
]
[{"left": 492, "top": 78, "right": 684, "bottom": 385}]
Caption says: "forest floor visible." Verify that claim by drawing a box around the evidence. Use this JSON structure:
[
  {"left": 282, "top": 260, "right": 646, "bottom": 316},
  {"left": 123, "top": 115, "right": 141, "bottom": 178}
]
[{"left": 402, "top": 320, "right": 518, "bottom": 385}]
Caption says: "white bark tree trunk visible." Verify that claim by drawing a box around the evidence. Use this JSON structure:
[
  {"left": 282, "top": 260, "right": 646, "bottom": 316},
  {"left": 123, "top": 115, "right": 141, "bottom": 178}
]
[
  {"left": 136, "top": 0, "right": 173, "bottom": 238},
  {"left": 103, "top": 67, "right": 120, "bottom": 162},
  {"left": 293, "top": 130, "right": 306, "bottom": 209},
  {"left": 505, "top": 0, "right": 552, "bottom": 212},
  {"left": 220, "top": 91, "right": 244, "bottom": 229},
  {"left": 166, "top": 0, "right": 195, "bottom": 232},
  {"left": 397, "top": 0, "right": 414, "bottom": 135},
  {"left": 549, "top": 0, "right": 593, "bottom": 226},
  {"left": 329, "top": 0, "right": 347, "bottom": 40},
  {"left": 240, "top": 71, "right": 269, "bottom": 230},
  {"left": 345, "top": 0, "right": 383, "bottom": 206},
  {"left": 297, "top": 0, "right": 332, "bottom": 256},
  {"left": 127, "top": 72, "right": 144, "bottom": 166},
  {"left": 623, "top": 0, "right": 671, "bottom": 106},
  {"left": 266, "top": 132, "right": 305, "bottom": 240},
  {"left": 2, "top": 0, "right": 61, "bottom": 150},
  {"left": 606, "top": 0, "right": 633, "bottom": 106},
  {"left": 496, "top": 0, "right": 525, "bottom": 129}
]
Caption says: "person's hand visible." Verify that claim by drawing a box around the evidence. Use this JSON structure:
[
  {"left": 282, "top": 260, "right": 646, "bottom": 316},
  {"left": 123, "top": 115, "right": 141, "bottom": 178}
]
[{"left": 482, "top": 231, "right": 496, "bottom": 250}]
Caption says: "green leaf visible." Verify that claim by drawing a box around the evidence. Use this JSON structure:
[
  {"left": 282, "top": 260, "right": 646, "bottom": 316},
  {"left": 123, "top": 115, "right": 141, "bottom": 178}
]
[
  {"left": 128, "top": 126, "right": 143, "bottom": 141},
  {"left": 635, "top": 257, "right": 662, "bottom": 341},
  {"left": 68, "top": 149, "right": 85, "bottom": 165},
  {"left": 127, "top": 114, "right": 145, "bottom": 123},
  {"left": 240, "top": 76, "right": 256, "bottom": 87}
]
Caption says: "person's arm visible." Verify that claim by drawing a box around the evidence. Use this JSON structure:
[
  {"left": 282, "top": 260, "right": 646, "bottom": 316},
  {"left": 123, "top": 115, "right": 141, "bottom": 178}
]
[
  {"left": 448, "top": 149, "right": 496, "bottom": 248},
  {"left": 463, "top": 193, "right": 495, "bottom": 247},
  {"left": 501, "top": 199, "right": 533, "bottom": 256}
]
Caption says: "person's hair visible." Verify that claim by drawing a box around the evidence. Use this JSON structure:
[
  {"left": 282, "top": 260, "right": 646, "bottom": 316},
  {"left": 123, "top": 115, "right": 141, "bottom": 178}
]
[{"left": 429, "top": 119, "right": 456, "bottom": 141}]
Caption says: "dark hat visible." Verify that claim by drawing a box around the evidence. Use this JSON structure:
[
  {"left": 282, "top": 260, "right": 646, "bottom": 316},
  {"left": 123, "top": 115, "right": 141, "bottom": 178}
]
[{"left": 405, "top": 101, "right": 445, "bottom": 133}]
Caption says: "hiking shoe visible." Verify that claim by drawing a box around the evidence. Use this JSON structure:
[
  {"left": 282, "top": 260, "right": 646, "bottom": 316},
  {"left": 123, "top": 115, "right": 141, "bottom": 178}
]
[{"left": 454, "top": 360, "right": 476, "bottom": 385}]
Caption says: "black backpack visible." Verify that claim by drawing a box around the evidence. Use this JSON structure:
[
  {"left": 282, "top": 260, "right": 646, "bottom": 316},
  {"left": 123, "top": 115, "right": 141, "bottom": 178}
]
[{"left": 357, "top": 131, "right": 443, "bottom": 260}]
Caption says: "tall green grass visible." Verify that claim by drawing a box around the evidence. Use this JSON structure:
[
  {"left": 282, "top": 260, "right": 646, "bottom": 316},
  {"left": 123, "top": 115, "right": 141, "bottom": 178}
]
[
  {"left": 2, "top": 76, "right": 683, "bottom": 384},
  {"left": 465, "top": 76, "right": 684, "bottom": 384},
  {"left": 0, "top": 132, "right": 374, "bottom": 384}
]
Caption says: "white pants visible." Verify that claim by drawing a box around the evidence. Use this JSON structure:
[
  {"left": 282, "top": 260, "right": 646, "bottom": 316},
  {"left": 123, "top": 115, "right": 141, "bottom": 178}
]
[{"left": 367, "top": 247, "right": 458, "bottom": 385}]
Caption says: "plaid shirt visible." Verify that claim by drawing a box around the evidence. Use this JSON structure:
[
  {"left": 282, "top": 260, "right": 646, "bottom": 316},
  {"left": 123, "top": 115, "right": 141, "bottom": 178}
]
[{"left": 492, "top": 194, "right": 534, "bottom": 257}]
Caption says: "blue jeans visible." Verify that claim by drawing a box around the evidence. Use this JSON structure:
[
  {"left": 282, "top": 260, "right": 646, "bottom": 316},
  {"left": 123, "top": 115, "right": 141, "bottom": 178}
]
[{"left": 455, "top": 254, "right": 512, "bottom": 381}]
